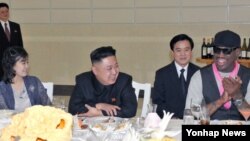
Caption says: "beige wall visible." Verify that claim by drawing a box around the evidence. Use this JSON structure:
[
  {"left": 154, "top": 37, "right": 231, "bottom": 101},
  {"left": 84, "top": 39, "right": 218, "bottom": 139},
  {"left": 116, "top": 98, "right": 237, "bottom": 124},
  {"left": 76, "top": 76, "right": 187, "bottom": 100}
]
[{"left": 3, "top": 0, "right": 250, "bottom": 85}]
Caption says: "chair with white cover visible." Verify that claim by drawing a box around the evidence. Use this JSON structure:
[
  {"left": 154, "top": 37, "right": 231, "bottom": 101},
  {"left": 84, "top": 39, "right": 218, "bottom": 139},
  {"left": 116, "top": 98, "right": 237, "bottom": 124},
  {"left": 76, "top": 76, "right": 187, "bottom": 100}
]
[
  {"left": 132, "top": 81, "right": 151, "bottom": 117},
  {"left": 42, "top": 82, "right": 54, "bottom": 102}
]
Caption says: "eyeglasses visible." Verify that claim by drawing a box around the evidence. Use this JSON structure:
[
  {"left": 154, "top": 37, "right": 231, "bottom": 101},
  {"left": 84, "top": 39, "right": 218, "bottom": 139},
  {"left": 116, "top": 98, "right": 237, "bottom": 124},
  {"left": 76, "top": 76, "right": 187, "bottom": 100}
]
[{"left": 213, "top": 47, "right": 238, "bottom": 55}]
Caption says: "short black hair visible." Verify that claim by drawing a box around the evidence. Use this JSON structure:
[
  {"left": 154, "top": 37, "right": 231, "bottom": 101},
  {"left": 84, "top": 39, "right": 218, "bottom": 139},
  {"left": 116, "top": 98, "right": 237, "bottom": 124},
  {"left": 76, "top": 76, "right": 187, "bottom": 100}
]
[
  {"left": 2, "top": 47, "right": 28, "bottom": 83},
  {"left": 90, "top": 46, "right": 116, "bottom": 64},
  {"left": 170, "top": 34, "right": 194, "bottom": 51},
  {"left": 0, "top": 3, "right": 9, "bottom": 9}
]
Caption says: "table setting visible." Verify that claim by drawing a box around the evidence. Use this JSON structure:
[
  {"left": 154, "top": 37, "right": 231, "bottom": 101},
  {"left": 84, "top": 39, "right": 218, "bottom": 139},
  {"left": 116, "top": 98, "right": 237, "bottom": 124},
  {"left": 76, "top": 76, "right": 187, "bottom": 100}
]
[
  {"left": 72, "top": 109, "right": 182, "bottom": 141},
  {"left": 0, "top": 104, "right": 182, "bottom": 141},
  {"left": 73, "top": 116, "right": 132, "bottom": 141},
  {"left": 1, "top": 105, "right": 249, "bottom": 141}
]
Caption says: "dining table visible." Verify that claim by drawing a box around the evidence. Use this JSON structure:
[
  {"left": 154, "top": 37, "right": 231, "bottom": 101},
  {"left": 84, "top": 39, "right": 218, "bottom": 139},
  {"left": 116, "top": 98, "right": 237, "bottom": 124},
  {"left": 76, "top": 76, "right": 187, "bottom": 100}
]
[
  {"left": 69, "top": 116, "right": 183, "bottom": 141},
  {"left": 0, "top": 114, "right": 182, "bottom": 141},
  {"left": 1, "top": 114, "right": 249, "bottom": 141}
]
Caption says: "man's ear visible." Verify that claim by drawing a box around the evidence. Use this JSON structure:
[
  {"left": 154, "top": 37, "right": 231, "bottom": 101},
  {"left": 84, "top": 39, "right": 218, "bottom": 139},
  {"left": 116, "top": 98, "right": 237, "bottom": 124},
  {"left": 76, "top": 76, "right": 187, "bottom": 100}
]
[
  {"left": 92, "top": 65, "right": 97, "bottom": 75},
  {"left": 235, "top": 48, "right": 241, "bottom": 57},
  {"left": 170, "top": 50, "right": 174, "bottom": 59}
]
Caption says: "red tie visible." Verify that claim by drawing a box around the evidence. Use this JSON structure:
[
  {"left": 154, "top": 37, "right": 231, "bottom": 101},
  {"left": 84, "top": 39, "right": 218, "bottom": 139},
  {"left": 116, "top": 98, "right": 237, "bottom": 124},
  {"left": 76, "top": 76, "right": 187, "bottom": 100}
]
[{"left": 4, "top": 23, "right": 10, "bottom": 41}]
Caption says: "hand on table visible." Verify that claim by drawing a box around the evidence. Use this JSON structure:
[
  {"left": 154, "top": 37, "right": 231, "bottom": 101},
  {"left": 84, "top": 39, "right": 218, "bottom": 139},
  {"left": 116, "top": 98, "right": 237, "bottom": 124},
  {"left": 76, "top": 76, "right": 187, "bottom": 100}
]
[
  {"left": 81, "top": 104, "right": 103, "bottom": 117},
  {"left": 96, "top": 103, "right": 121, "bottom": 116}
]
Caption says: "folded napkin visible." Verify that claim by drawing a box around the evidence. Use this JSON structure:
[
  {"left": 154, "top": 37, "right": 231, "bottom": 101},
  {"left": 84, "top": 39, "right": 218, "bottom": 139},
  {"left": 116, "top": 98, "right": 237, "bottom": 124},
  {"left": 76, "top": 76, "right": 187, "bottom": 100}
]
[
  {"left": 158, "top": 111, "right": 174, "bottom": 131},
  {"left": 149, "top": 111, "right": 180, "bottom": 139},
  {"left": 122, "top": 127, "right": 140, "bottom": 141},
  {"left": 144, "top": 110, "right": 174, "bottom": 130},
  {"left": 144, "top": 112, "right": 161, "bottom": 128}
]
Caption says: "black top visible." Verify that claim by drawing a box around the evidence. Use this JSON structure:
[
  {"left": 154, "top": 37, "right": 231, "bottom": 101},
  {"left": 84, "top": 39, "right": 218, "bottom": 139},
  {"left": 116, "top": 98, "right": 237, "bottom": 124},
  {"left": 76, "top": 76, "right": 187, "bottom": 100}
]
[
  {"left": 68, "top": 71, "right": 137, "bottom": 118},
  {"left": 152, "top": 61, "right": 200, "bottom": 118}
]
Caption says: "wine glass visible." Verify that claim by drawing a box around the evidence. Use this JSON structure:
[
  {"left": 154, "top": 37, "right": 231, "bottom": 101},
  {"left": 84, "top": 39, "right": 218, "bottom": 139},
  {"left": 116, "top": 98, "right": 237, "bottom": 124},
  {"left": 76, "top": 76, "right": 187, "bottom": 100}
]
[
  {"left": 147, "top": 103, "right": 157, "bottom": 114},
  {"left": 190, "top": 99, "right": 201, "bottom": 120},
  {"left": 235, "top": 99, "right": 250, "bottom": 122},
  {"left": 53, "top": 97, "right": 67, "bottom": 111},
  {"left": 183, "top": 109, "right": 194, "bottom": 125}
]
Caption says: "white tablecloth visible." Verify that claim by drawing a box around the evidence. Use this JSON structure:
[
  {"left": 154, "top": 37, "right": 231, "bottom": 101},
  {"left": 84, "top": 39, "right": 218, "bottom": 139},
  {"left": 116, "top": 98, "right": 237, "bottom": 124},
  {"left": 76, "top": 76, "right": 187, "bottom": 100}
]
[
  {"left": 72, "top": 118, "right": 183, "bottom": 141},
  {"left": 3, "top": 116, "right": 250, "bottom": 141},
  {"left": 0, "top": 117, "right": 182, "bottom": 141}
]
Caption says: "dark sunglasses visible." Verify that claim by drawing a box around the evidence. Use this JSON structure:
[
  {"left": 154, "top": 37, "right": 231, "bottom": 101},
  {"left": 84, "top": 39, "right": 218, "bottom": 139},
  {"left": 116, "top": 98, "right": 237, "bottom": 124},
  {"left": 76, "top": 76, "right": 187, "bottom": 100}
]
[{"left": 213, "top": 47, "right": 238, "bottom": 55}]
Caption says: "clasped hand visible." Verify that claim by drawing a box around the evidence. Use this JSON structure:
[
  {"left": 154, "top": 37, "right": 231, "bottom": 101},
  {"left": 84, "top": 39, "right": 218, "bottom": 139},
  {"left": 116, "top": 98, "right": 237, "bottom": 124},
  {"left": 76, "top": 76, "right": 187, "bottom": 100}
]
[
  {"left": 96, "top": 103, "right": 121, "bottom": 116},
  {"left": 82, "top": 103, "right": 121, "bottom": 117},
  {"left": 222, "top": 76, "right": 242, "bottom": 102}
]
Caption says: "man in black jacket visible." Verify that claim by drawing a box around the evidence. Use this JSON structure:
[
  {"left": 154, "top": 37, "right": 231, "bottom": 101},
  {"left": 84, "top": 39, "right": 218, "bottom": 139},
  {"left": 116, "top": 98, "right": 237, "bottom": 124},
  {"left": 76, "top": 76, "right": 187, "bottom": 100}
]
[
  {"left": 68, "top": 46, "right": 137, "bottom": 118},
  {"left": 0, "top": 2, "right": 23, "bottom": 80},
  {"left": 152, "top": 34, "right": 200, "bottom": 119}
]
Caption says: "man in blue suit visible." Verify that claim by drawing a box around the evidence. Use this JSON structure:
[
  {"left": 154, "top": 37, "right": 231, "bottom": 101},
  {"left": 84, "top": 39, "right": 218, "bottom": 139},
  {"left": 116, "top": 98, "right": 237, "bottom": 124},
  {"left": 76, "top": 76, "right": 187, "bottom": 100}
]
[
  {"left": 0, "top": 2, "right": 23, "bottom": 80},
  {"left": 153, "top": 34, "right": 200, "bottom": 119}
]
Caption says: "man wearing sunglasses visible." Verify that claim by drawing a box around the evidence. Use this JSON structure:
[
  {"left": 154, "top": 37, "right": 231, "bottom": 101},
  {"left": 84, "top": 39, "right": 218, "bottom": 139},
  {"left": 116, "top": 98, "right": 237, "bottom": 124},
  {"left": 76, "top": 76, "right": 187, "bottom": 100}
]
[{"left": 185, "top": 30, "right": 250, "bottom": 120}]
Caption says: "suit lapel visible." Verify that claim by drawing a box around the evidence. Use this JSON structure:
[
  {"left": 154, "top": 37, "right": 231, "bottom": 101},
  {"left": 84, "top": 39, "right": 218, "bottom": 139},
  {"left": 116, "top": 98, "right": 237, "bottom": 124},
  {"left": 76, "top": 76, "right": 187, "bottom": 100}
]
[
  {"left": 169, "top": 62, "right": 180, "bottom": 86},
  {"left": 0, "top": 22, "right": 10, "bottom": 42},
  {"left": 3, "top": 84, "right": 15, "bottom": 109},
  {"left": 9, "top": 21, "right": 14, "bottom": 42}
]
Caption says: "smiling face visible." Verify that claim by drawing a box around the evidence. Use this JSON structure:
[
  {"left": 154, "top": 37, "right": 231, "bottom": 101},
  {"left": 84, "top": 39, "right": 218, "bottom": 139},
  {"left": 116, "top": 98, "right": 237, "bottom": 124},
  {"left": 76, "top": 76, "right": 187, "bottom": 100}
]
[
  {"left": 213, "top": 46, "right": 240, "bottom": 72},
  {"left": 13, "top": 57, "right": 29, "bottom": 78},
  {"left": 172, "top": 40, "right": 192, "bottom": 67},
  {"left": 0, "top": 6, "right": 9, "bottom": 21},
  {"left": 92, "top": 56, "right": 119, "bottom": 85}
]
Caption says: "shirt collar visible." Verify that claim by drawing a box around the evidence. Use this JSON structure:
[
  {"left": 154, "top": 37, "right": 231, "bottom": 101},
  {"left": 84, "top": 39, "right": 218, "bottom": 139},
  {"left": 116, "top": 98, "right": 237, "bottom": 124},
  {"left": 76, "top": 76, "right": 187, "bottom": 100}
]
[
  {"left": 0, "top": 20, "right": 9, "bottom": 29},
  {"left": 174, "top": 61, "right": 189, "bottom": 72}
]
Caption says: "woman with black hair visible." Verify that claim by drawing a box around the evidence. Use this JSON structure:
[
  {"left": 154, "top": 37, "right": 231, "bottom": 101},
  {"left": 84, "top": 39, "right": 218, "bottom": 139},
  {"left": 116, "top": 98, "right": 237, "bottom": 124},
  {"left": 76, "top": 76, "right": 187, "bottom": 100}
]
[{"left": 0, "top": 47, "right": 51, "bottom": 112}]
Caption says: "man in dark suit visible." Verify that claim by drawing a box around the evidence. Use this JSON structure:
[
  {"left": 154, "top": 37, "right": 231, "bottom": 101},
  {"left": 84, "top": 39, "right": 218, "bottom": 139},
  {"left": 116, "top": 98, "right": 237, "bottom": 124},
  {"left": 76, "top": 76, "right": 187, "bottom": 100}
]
[
  {"left": 0, "top": 2, "right": 23, "bottom": 80},
  {"left": 152, "top": 34, "right": 200, "bottom": 119},
  {"left": 68, "top": 46, "right": 137, "bottom": 118}
]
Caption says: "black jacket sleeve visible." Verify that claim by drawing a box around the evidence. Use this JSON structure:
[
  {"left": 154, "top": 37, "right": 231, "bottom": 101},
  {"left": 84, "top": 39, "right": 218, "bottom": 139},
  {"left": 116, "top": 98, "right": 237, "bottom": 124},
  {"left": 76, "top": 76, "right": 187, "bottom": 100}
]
[{"left": 109, "top": 75, "right": 137, "bottom": 118}]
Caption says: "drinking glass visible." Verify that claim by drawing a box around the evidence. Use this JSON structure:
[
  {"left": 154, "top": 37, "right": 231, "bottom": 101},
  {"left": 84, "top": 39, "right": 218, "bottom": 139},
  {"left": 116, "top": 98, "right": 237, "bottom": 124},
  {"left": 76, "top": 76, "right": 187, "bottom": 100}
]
[
  {"left": 183, "top": 109, "right": 194, "bottom": 125},
  {"left": 190, "top": 99, "right": 201, "bottom": 120},
  {"left": 147, "top": 103, "right": 157, "bottom": 113},
  {"left": 235, "top": 99, "right": 250, "bottom": 122},
  {"left": 53, "top": 97, "right": 67, "bottom": 111},
  {"left": 200, "top": 108, "right": 210, "bottom": 125},
  {"left": 132, "top": 117, "right": 145, "bottom": 130}
]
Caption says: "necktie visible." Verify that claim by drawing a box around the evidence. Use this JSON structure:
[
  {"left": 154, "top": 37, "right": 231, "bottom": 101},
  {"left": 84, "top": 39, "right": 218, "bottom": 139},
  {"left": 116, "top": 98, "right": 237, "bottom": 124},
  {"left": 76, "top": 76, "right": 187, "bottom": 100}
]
[
  {"left": 180, "top": 69, "right": 186, "bottom": 96},
  {"left": 4, "top": 23, "right": 10, "bottom": 42}
]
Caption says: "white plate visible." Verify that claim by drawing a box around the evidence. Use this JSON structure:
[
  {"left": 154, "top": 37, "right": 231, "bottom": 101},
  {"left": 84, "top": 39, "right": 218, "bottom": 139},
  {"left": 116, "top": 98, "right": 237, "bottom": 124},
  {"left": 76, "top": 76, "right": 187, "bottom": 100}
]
[
  {"left": 210, "top": 120, "right": 244, "bottom": 125},
  {"left": 84, "top": 116, "right": 123, "bottom": 124},
  {"left": 0, "top": 109, "right": 16, "bottom": 118},
  {"left": 86, "top": 117, "right": 130, "bottom": 133}
]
